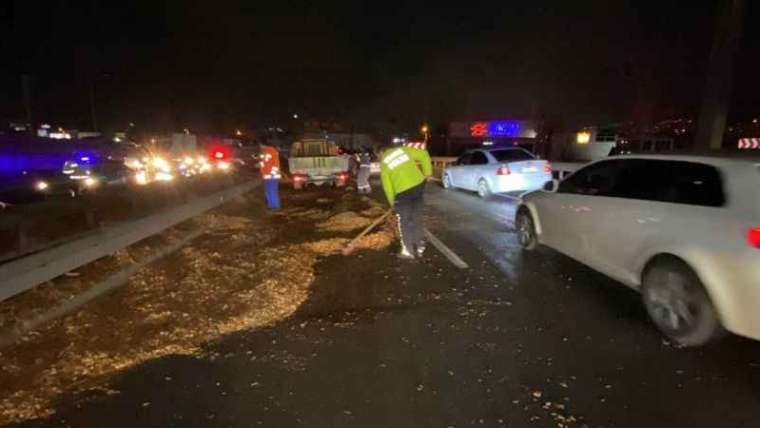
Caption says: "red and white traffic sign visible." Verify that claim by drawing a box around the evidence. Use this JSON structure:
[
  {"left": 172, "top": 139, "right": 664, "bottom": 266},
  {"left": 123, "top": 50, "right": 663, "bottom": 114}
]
[
  {"left": 405, "top": 142, "right": 427, "bottom": 150},
  {"left": 738, "top": 138, "right": 760, "bottom": 149}
]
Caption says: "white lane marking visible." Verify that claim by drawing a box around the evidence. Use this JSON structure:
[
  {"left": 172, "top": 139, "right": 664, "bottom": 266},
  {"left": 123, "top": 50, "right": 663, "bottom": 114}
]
[{"left": 424, "top": 228, "right": 469, "bottom": 269}]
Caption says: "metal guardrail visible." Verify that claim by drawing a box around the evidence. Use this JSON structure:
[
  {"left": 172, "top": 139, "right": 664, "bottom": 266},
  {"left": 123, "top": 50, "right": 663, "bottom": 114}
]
[
  {"left": 431, "top": 157, "right": 457, "bottom": 179},
  {"left": 0, "top": 180, "right": 257, "bottom": 302},
  {"left": 0, "top": 175, "right": 252, "bottom": 264},
  {"left": 552, "top": 162, "right": 584, "bottom": 179}
]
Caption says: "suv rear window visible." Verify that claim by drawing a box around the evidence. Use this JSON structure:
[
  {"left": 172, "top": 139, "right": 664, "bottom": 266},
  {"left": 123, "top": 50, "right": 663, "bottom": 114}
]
[
  {"left": 611, "top": 159, "right": 725, "bottom": 207},
  {"left": 490, "top": 149, "right": 534, "bottom": 162},
  {"left": 562, "top": 159, "right": 726, "bottom": 207},
  {"left": 665, "top": 161, "right": 725, "bottom": 207}
]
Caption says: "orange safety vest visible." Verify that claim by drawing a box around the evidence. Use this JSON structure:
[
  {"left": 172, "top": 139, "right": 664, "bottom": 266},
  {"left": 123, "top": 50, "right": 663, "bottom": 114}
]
[{"left": 260, "top": 146, "right": 281, "bottom": 179}]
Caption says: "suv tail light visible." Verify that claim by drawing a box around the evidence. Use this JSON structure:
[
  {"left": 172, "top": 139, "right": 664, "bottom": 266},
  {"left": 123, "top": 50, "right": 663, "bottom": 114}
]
[
  {"left": 544, "top": 163, "right": 552, "bottom": 173},
  {"left": 496, "top": 166, "right": 511, "bottom": 176},
  {"left": 748, "top": 228, "right": 760, "bottom": 249}
]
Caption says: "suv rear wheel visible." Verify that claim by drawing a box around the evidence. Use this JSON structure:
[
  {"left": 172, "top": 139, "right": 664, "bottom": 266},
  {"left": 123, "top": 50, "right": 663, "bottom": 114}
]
[
  {"left": 642, "top": 258, "right": 724, "bottom": 346},
  {"left": 515, "top": 208, "right": 538, "bottom": 251}
]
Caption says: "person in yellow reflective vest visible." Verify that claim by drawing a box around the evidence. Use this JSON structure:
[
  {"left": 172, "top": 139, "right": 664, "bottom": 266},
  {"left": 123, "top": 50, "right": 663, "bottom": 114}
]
[{"left": 380, "top": 144, "right": 432, "bottom": 259}]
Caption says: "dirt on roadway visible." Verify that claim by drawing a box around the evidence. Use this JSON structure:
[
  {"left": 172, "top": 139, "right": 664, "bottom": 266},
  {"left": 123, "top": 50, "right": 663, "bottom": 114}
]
[{"left": 0, "top": 185, "right": 394, "bottom": 426}]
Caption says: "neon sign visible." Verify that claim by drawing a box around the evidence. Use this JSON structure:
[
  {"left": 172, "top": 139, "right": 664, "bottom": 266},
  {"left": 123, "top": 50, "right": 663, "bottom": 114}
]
[
  {"left": 488, "top": 121, "right": 521, "bottom": 137},
  {"left": 468, "top": 121, "right": 522, "bottom": 137},
  {"left": 470, "top": 122, "right": 488, "bottom": 137}
]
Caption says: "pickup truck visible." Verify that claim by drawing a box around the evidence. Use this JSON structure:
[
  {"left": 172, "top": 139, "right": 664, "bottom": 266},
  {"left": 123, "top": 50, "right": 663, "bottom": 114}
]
[{"left": 288, "top": 139, "right": 350, "bottom": 190}]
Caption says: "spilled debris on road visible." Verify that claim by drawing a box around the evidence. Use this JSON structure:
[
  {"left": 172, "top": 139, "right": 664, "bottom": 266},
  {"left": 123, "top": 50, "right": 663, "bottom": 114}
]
[{"left": 0, "top": 189, "right": 394, "bottom": 425}]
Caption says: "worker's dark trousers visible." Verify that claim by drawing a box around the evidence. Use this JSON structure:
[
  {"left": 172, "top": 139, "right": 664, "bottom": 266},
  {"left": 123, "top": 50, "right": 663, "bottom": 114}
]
[
  {"left": 394, "top": 182, "right": 425, "bottom": 253},
  {"left": 264, "top": 178, "right": 281, "bottom": 209}
]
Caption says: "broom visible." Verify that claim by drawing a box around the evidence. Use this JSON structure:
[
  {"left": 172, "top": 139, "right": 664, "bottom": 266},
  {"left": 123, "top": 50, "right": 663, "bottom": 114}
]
[{"left": 341, "top": 208, "right": 393, "bottom": 256}]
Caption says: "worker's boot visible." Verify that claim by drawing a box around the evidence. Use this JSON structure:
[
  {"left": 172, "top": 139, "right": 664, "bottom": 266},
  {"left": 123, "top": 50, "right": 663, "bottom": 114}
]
[
  {"left": 397, "top": 245, "right": 415, "bottom": 260},
  {"left": 415, "top": 242, "right": 426, "bottom": 257}
]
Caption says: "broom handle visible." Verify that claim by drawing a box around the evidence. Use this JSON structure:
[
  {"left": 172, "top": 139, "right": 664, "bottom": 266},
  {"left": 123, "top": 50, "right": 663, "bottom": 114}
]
[{"left": 346, "top": 209, "right": 393, "bottom": 247}]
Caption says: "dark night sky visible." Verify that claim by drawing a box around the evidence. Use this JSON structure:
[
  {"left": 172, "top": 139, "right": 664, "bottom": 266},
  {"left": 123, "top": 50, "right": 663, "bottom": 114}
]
[{"left": 0, "top": 1, "right": 758, "bottom": 134}]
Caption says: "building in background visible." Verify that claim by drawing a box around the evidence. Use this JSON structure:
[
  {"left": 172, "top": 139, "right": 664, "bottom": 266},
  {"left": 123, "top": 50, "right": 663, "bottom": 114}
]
[{"left": 562, "top": 124, "right": 675, "bottom": 162}]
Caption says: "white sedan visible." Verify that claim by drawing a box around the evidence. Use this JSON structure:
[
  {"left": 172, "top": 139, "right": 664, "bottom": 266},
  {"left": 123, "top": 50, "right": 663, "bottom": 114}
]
[
  {"left": 517, "top": 155, "right": 760, "bottom": 346},
  {"left": 443, "top": 148, "right": 552, "bottom": 197}
]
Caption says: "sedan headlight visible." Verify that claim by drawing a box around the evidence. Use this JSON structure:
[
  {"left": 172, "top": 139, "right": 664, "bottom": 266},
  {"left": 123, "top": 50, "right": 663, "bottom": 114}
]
[
  {"left": 217, "top": 161, "right": 231, "bottom": 171},
  {"left": 125, "top": 158, "right": 144, "bottom": 170},
  {"left": 135, "top": 171, "right": 149, "bottom": 185},
  {"left": 152, "top": 157, "right": 171, "bottom": 172}
]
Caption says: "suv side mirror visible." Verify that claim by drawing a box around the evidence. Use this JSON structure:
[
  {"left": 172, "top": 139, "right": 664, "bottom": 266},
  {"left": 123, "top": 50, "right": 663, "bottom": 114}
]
[{"left": 543, "top": 179, "right": 559, "bottom": 193}]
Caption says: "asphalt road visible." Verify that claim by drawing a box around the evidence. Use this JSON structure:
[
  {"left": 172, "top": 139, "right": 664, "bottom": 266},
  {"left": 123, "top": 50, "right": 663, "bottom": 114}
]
[{"left": 10, "top": 182, "right": 760, "bottom": 428}]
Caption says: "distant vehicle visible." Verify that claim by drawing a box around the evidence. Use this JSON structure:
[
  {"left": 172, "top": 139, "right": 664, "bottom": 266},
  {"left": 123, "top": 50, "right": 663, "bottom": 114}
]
[
  {"left": 288, "top": 139, "right": 350, "bottom": 190},
  {"left": 442, "top": 147, "right": 552, "bottom": 197},
  {"left": 0, "top": 134, "right": 116, "bottom": 202},
  {"left": 517, "top": 155, "right": 760, "bottom": 346},
  {"left": 62, "top": 156, "right": 130, "bottom": 194}
]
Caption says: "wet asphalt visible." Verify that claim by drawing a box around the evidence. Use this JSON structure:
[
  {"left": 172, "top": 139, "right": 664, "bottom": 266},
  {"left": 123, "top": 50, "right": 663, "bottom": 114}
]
[{"left": 11, "top": 182, "right": 760, "bottom": 428}]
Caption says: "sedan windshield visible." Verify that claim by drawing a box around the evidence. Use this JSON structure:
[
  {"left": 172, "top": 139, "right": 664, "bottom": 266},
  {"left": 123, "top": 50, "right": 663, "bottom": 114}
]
[{"left": 490, "top": 149, "right": 534, "bottom": 162}]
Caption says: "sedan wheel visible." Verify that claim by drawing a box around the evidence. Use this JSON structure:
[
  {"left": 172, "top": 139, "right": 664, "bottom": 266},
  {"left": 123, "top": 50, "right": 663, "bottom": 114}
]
[
  {"left": 642, "top": 259, "right": 724, "bottom": 346},
  {"left": 442, "top": 174, "right": 452, "bottom": 189},
  {"left": 515, "top": 209, "right": 537, "bottom": 251},
  {"left": 477, "top": 179, "right": 490, "bottom": 198}
]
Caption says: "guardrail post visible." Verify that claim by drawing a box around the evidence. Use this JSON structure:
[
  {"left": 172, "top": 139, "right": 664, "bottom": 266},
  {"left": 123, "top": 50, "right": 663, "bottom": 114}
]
[
  {"left": 85, "top": 208, "right": 98, "bottom": 229},
  {"left": 15, "top": 220, "right": 30, "bottom": 256}
]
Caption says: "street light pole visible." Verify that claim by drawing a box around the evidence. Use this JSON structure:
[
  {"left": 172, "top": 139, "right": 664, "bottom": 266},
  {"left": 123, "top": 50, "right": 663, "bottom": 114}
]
[
  {"left": 695, "top": 0, "right": 745, "bottom": 151},
  {"left": 89, "top": 79, "right": 98, "bottom": 132},
  {"left": 21, "top": 74, "right": 34, "bottom": 129}
]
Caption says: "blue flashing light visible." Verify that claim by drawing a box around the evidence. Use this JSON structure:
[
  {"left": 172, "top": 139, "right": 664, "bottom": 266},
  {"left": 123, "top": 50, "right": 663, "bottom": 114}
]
[
  {"left": 0, "top": 154, "right": 71, "bottom": 174},
  {"left": 72, "top": 150, "right": 99, "bottom": 166},
  {"left": 488, "top": 121, "right": 521, "bottom": 137}
]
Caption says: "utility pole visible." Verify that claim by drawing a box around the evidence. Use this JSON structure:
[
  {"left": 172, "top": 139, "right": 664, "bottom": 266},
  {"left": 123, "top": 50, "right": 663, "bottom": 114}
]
[
  {"left": 89, "top": 79, "right": 98, "bottom": 132},
  {"left": 21, "top": 74, "right": 33, "bottom": 127},
  {"left": 695, "top": 0, "right": 745, "bottom": 151}
]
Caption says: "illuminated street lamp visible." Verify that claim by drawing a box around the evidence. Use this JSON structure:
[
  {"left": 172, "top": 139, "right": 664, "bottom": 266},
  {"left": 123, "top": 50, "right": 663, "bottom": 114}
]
[
  {"left": 421, "top": 124, "right": 430, "bottom": 142},
  {"left": 576, "top": 131, "right": 591, "bottom": 144},
  {"left": 293, "top": 113, "right": 299, "bottom": 119},
  {"left": 235, "top": 129, "right": 243, "bottom": 136}
]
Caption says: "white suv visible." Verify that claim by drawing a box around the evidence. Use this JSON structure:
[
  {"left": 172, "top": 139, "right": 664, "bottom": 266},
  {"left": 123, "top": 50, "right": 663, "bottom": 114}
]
[{"left": 517, "top": 155, "right": 760, "bottom": 346}]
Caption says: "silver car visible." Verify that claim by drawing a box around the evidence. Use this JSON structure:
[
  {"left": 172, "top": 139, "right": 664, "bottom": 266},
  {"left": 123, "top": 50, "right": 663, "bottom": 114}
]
[
  {"left": 443, "top": 148, "right": 552, "bottom": 197},
  {"left": 517, "top": 155, "right": 760, "bottom": 346}
]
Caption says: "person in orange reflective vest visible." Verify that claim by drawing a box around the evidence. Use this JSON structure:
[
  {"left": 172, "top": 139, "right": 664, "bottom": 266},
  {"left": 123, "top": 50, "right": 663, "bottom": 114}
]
[{"left": 259, "top": 145, "right": 281, "bottom": 209}]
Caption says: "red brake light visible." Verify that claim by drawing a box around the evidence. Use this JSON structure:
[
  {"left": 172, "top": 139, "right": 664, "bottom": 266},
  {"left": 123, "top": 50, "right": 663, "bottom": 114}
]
[
  {"left": 215, "top": 151, "right": 225, "bottom": 159},
  {"left": 748, "top": 228, "right": 760, "bottom": 249},
  {"left": 293, "top": 174, "right": 306, "bottom": 182},
  {"left": 544, "top": 163, "right": 552, "bottom": 173},
  {"left": 496, "top": 166, "right": 511, "bottom": 176}
]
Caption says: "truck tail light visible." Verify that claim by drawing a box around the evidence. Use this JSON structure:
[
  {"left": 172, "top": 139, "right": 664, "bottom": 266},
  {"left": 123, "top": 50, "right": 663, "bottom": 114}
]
[
  {"left": 336, "top": 171, "right": 350, "bottom": 180},
  {"left": 496, "top": 166, "right": 511, "bottom": 176},
  {"left": 292, "top": 174, "right": 307, "bottom": 182},
  {"left": 748, "top": 228, "right": 760, "bottom": 249},
  {"left": 544, "top": 163, "right": 552, "bottom": 173}
]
